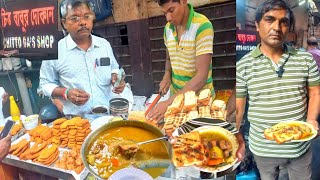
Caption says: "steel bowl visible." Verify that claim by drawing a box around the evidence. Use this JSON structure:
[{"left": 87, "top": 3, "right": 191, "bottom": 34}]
[
  {"left": 91, "top": 105, "right": 109, "bottom": 114},
  {"left": 81, "top": 120, "right": 172, "bottom": 179}
]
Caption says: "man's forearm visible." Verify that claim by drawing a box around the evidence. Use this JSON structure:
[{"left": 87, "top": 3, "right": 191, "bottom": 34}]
[
  {"left": 236, "top": 97, "right": 246, "bottom": 130},
  {"left": 307, "top": 95, "right": 320, "bottom": 121},
  {"left": 164, "top": 58, "right": 172, "bottom": 76},
  {"left": 236, "top": 111, "right": 244, "bottom": 130},
  {"left": 235, "top": 131, "right": 244, "bottom": 144},
  {"left": 51, "top": 87, "right": 67, "bottom": 99}
]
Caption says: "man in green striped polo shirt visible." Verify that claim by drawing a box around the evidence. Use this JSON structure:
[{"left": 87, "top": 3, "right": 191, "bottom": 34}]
[
  {"left": 236, "top": 0, "right": 320, "bottom": 179},
  {"left": 147, "top": 0, "right": 214, "bottom": 121},
  {"left": 148, "top": 0, "right": 246, "bottom": 171}
]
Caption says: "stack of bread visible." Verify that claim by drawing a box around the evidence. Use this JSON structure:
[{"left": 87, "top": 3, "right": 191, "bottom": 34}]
[
  {"left": 211, "top": 99, "right": 227, "bottom": 120},
  {"left": 163, "top": 89, "right": 227, "bottom": 135}
]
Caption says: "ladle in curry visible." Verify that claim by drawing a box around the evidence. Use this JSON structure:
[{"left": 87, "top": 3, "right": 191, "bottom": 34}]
[{"left": 118, "top": 136, "right": 168, "bottom": 158}]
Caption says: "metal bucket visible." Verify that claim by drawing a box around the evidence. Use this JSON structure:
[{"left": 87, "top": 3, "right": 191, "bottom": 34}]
[{"left": 109, "top": 98, "right": 129, "bottom": 119}]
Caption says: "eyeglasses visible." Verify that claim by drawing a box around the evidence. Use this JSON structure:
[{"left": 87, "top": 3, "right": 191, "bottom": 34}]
[{"left": 66, "top": 14, "right": 94, "bottom": 23}]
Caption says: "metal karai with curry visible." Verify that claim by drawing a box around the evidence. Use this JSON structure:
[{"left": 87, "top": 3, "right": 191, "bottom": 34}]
[{"left": 84, "top": 122, "right": 170, "bottom": 179}]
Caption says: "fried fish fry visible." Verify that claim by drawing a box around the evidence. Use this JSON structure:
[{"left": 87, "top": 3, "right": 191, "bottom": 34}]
[
  {"left": 40, "top": 129, "right": 53, "bottom": 141},
  {"left": 53, "top": 118, "right": 67, "bottom": 125},
  {"left": 30, "top": 141, "right": 48, "bottom": 154},
  {"left": 38, "top": 145, "right": 58, "bottom": 160},
  {"left": 19, "top": 147, "right": 32, "bottom": 160},
  {"left": 12, "top": 140, "right": 29, "bottom": 155},
  {"left": 15, "top": 144, "right": 29, "bottom": 157},
  {"left": 9, "top": 139, "right": 28, "bottom": 153}
]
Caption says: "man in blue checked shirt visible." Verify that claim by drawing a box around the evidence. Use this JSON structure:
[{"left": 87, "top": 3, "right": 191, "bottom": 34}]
[{"left": 39, "top": 0, "right": 125, "bottom": 115}]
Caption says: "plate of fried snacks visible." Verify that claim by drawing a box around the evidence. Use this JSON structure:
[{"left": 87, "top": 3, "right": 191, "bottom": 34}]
[
  {"left": 171, "top": 126, "right": 239, "bottom": 175},
  {"left": 264, "top": 121, "right": 317, "bottom": 144},
  {"left": 7, "top": 117, "right": 92, "bottom": 180}
]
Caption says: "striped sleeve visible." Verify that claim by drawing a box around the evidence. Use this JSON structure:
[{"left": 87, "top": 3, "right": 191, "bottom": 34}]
[
  {"left": 163, "top": 26, "right": 167, "bottom": 47},
  {"left": 163, "top": 26, "right": 167, "bottom": 46},
  {"left": 195, "top": 22, "right": 214, "bottom": 56},
  {"left": 306, "top": 54, "right": 320, "bottom": 86},
  {"left": 236, "top": 56, "right": 249, "bottom": 98}
]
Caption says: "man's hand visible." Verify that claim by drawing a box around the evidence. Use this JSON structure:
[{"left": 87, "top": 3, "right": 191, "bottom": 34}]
[
  {"left": 111, "top": 73, "right": 126, "bottom": 94},
  {"left": 0, "top": 134, "right": 12, "bottom": 161},
  {"left": 146, "top": 101, "right": 170, "bottom": 123},
  {"left": 159, "top": 73, "right": 171, "bottom": 95},
  {"left": 307, "top": 119, "right": 319, "bottom": 136},
  {"left": 67, "top": 89, "right": 90, "bottom": 106},
  {"left": 111, "top": 73, "right": 118, "bottom": 86},
  {"left": 235, "top": 133, "right": 245, "bottom": 162},
  {"left": 2, "top": 93, "right": 8, "bottom": 104},
  {"left": 112, "top": 81, "right": 125, "bottom": 94}
]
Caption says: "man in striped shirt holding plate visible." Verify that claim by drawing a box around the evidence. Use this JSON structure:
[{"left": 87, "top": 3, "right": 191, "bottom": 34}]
[
  {"left": 236, "top": 0, "right": 320, "bottom": 179},
  {"left": 147, "top": 0, "right": 214, "bottom": 122}
]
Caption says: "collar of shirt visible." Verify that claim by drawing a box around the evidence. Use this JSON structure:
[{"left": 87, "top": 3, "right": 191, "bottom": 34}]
[
  {"left": 251, "top": 43, "right": 297, "bottom": 58},
  {"left": 66, "top": 34, "right": 100, "bottom": 51},
  {"left": 168, "top": 3, "right": 195, "bottom": 42}
]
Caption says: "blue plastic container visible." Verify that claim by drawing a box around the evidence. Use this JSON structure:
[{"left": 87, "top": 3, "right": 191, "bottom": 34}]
[{"left": 236, "top": 170, "right": 258, "bottom": 180}]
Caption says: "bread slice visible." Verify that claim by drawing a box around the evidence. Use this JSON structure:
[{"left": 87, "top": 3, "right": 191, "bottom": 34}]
[
  {"left": 173, "top": 113, "right": 188, "bottom": 128},
  {"left": 187, "top": 111, "right": 199, "bottom": 120},
  {"left": 183, "top": 91, "right": 197, "bottom": 112},
  {"left": 211, "top": 100, "right": 226, "bottom": 111},
  {"left": 264, "top": 128, "right": 276, "bottom": 140},
  {"left": 264, "top": 123, "right": 286, "bottom": 140},
  {"left": 174, "top": 131, "right": 201, "bottom": 147},
  {"left": 211, "top": 110, "right": 226, "bottom": 120},
  {"left": 198, "top": 89, "right": 211, "bottom": 106},
  {"left": 172, "top": 143, "right": 208, "bottom": 167},
  {"left": 199, "top": 106, "right": 211, "bottom": 118},
  {"left": 166, "top": 94, "right": 184, "bottom": 115},
  {"left": 164, "top": 109, "right": 174, "bottom": 118},
  {"left": 128, "top": 111, "right": 146, "bottom": 121},
  {"left": 297, "top": 124, "right": 312, "bottom": 139},
  {"left": 273, "top": 130, "right": 294, "bottom": 144}
]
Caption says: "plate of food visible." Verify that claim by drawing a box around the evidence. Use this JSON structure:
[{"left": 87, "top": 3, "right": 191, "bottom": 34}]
[
  {"left": 264, "top": 121, "right": 317, "bottom": 144},
  {"left": 171, "top": 126, "right": 239, "bottom": 176}
]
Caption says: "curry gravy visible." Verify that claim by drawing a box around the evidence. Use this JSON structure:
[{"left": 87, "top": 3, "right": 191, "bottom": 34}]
[{"left": 87, "top": 126, "right": 169, "bottom": 178}]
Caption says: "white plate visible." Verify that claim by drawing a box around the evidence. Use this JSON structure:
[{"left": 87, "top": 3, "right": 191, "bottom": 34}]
[
  {"left": 109, "top": 167, "right": 153, "bottom": 180},
  {"left": 192, "top": 126, "right": 239, "bottom": 175},
  {"left": 90, "top": 116, "right": 113, "bottom": 130}
]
